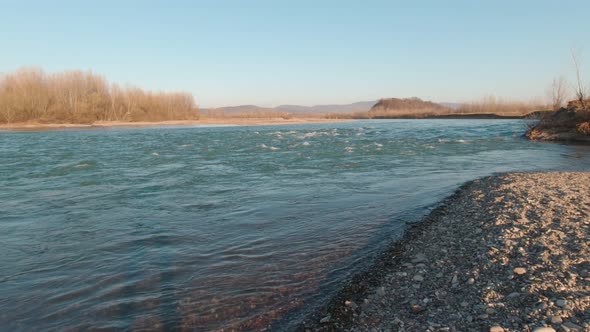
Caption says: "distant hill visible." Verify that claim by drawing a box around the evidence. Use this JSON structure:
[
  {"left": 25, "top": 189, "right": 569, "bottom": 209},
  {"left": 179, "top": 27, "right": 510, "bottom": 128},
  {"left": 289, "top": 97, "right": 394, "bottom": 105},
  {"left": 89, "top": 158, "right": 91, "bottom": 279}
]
[
  {"left": 203, "top": 99, "right": 458, "bottom": 117},
  {"left": 208, "top": 105, "right": 276, "bottom": 114},
  {"left": 276, "top": 101, "right": 377, "bottom": 114},
  {"left": 202, "top": 101, "right": 377, "bottom": 115},
  {"left": 370, "top": 97, "right": 448, "bottom": 112}
]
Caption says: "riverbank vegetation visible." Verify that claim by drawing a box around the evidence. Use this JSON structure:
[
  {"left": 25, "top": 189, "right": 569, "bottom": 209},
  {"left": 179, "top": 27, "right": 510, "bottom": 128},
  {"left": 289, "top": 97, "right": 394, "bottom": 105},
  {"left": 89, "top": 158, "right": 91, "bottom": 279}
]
[
  {"left": 526, "top": 49, "right": 590, "bottom": 142},
  {"left": 0, "top": 68, "right": 198, "bottom": 124},
  {"left": 325, "top": 97, "right": 546, "bottom": 119}
]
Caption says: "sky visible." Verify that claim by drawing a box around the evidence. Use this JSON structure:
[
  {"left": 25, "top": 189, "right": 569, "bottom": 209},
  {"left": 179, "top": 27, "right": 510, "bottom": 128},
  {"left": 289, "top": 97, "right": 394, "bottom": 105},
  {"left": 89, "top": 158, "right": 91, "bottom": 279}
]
[{"left": 1, "top": 0, "right": 589, "bottom": 108}]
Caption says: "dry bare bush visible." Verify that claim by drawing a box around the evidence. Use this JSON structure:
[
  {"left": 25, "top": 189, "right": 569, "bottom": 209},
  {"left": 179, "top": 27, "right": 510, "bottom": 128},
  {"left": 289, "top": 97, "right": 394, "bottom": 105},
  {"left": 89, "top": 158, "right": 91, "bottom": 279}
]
[
  {"left": 577, "top": 122, "right": 590, "bottom": 135},
  {"left": 571, "top": 48, "right": 588, "bottom": 109},
  {"left": 548, "top": 76, "right": 568, "bottom": 110},
  {"left": 0, "top": 68, "right": 198, "bottom": 124},
  {"left": 457, "top": 96, "right": 545, "bottom": 116}
]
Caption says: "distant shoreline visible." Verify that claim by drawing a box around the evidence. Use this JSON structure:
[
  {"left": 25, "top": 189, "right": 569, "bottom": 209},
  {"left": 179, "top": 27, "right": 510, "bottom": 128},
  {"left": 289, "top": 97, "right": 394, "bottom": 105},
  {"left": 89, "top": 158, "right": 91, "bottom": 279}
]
[
  {"left": 0, "top": 116, "right": 538, "bottom": 132},
  {"left": 0, "top": 118, "right": 352, "bottom": 131}
]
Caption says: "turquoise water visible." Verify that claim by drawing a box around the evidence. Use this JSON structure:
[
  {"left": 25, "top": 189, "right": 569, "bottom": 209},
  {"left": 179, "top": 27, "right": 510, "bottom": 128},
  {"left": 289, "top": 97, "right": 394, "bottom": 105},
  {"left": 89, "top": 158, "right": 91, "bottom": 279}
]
[{"left": 1, "top": 120, "right": 590, "bottom": 331}]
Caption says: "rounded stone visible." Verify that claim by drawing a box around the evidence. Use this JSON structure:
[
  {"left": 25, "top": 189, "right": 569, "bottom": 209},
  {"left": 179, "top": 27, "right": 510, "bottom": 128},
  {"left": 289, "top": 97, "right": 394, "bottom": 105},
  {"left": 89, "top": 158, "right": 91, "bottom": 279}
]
[
  {"left": 532, "top": 327, "right": 556, "bottom": 332},
  {"left": 513, "top": 267, "right": 527, "bottom": 275},
  {"left": 489, "top": 326, "right": 504, "bottom": 332}
]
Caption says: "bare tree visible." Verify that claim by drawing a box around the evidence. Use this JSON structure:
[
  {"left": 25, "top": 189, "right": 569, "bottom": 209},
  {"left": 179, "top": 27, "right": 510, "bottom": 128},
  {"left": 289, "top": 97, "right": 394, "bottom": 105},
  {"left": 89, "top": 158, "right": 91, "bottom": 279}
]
[
  {"left": 548, "top": 76, "right": 568, "bottom": 110},
  {"left": 571, "top": 48, "right": 588, "bottom": 109},
  {"left": 0, "top": 68, "right": 199, "bottom": 124}
]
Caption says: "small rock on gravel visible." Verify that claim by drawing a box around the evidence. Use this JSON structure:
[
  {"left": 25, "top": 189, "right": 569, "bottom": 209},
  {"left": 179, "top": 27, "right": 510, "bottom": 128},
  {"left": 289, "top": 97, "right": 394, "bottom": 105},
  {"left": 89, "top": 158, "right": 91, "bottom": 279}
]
[
  {"left": 532, "top": 327, "right": 555, "bottom": 332},
  {"left": 413, "top": 275, "right": 424, "bottom": 282},
  {"left": 410, "top": 304, "right": 425, "bottom": 314}
]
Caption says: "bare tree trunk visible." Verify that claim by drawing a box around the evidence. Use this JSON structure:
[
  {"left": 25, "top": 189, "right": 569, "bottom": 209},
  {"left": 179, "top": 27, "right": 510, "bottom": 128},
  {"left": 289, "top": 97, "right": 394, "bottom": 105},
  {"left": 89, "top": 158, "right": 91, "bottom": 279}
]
[
  {"left": 549, "top": 76, "right": 568, "bottom": 110},
  {"left": 571, "top": 48, "right": 587, "bottom": 109}
]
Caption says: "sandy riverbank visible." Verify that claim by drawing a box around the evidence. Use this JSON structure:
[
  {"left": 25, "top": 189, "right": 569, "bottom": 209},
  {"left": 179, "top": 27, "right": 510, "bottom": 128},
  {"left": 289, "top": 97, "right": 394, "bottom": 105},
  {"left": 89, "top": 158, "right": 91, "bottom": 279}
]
[
  {"left": 0, "top": 118, "right": 350, "bottom": 131},
  {"left": 302, "top": 172, "right": 590, "bottom": 332}
]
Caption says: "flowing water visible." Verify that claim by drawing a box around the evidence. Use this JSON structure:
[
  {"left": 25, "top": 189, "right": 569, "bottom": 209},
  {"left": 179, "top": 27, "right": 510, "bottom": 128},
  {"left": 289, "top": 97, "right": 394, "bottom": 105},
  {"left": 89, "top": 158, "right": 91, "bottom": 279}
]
[{"left": 1, "top": 120, "right": 590, "bottom": 331}]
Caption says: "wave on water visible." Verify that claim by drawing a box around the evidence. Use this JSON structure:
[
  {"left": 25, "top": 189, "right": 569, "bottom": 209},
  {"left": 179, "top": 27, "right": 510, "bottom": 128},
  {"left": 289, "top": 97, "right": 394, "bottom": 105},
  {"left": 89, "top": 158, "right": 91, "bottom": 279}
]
[
  {"left": 260, "top": 144, "right": 280, "bottom": 150},
  {"left": 47, "top": 160, "right": 98, "bottom": 176},
  {"left": 438, "top": 138, "right": 470, "bottom": 144}
]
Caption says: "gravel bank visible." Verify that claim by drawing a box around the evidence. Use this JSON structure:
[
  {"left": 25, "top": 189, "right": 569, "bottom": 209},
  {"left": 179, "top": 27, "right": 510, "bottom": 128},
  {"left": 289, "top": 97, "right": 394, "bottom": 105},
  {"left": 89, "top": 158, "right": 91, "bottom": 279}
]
[{"left": 303, "top": 172, "right": 590, "bottom": 332}]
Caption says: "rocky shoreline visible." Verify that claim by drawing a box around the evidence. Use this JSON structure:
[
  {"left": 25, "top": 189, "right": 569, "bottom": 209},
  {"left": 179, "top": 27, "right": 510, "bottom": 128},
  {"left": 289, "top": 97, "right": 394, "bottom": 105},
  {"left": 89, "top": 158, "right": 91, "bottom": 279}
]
[
  {"left": 300, "top": 172, "right": 590, "bottom": 332},
  {"left": 526, "top": 128, "right": 590, "bottom": 144},
  {"left": 525, "top": 102, "right": 590, "bottom": 144}
]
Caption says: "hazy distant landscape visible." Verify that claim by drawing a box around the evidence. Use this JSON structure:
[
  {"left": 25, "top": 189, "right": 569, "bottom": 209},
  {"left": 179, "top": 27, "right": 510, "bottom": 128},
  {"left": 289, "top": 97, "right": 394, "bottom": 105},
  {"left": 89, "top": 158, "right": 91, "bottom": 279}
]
[{"left": 0, "top": 68, "right": 552, "bottom": 130}]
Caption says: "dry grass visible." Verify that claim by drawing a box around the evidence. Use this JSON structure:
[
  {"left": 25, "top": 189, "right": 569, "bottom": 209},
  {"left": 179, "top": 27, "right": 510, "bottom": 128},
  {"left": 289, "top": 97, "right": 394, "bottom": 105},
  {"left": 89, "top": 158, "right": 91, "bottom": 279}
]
[
  {"left": 577, "top": 121, "right": 590, "bottom": 135},
  {"left": 456, "top": 96, "right": 545, "bottom": 116}
]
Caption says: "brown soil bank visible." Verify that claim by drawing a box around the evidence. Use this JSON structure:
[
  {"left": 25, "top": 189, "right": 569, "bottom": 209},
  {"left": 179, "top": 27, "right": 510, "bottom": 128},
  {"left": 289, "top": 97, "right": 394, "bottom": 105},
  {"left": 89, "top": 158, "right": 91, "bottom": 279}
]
[
  {"left": 302, "top": 172, "right": 590, "bottom": 332},
  {"left": 526, "top": 100, "right": 590, "bottom": 143}
]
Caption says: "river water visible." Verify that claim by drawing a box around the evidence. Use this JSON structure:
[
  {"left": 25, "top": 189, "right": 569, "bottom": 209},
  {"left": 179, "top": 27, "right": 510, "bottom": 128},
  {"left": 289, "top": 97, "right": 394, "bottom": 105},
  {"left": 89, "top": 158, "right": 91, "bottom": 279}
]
[{"left": 1, "top": 120, "right": 590, "bottom": 331}]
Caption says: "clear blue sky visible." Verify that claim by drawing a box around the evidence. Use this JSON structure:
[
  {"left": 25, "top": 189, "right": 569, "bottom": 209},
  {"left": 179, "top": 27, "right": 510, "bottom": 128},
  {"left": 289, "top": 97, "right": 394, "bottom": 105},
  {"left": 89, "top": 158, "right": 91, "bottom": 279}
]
[{"left": 1, "top": 0, "right": 589, "bottom": 107}]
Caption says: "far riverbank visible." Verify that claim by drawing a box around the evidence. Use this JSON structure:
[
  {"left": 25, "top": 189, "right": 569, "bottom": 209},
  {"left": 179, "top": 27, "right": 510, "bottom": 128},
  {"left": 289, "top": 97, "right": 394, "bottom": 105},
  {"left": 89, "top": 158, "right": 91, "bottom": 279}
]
[{"left": 0, "top": 118, "right": 351, "bottom": 131}]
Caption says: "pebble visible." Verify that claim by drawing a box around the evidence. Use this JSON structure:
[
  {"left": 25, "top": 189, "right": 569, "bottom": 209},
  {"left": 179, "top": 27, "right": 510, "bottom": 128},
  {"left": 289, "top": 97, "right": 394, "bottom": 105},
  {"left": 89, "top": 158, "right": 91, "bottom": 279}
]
[
  {"left": 345, "top": 300, "right": 358, "bottom": 310},
  {"left": 489, "top": 326, "right": 504, "bottom": 332},
  {"left": 376, "top": 287, "right": 385, "bottom": 296},
  {"left": 412, "top": 254, "right": 427, "bottom": 264},
  {"left": 413, "top": 275, "right": 424, "bottom": 282},
  {"left": 532, "top": 327, "right": 555, "bottom": 332},
  {"left": 410, "top": 304, "right": 425, "bottom": 314},
  {"left": 513, "top": 267, "right": 527, "bottom": 275},
  {"left": 549, "top": 315, "right": 562, "bottom": 324},
  {"left": 506, "top": 292, "right": 520, "bottom": 299},
  {"left": 320, "top": 315, "right": 331, "bottom": 323},
  {"left": 536, "top": 302, "right": 548, "bottom": 310},
  {"left": 555, "top": 299, "right": 567, "bottom": 307},
  {"left": 467, "top": 277, "right": 475, "bottom": 285},
  {"left": 562, "top": 321, "right": 584, "bottom": 331}
]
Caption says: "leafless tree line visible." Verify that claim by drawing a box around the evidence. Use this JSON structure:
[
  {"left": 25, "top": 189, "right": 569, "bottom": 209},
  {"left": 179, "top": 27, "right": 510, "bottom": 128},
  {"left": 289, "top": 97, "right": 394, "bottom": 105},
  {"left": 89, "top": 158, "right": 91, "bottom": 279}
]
[
  {"left": 547, "top": 49, "right": 589, "bottom": 111},
  {"left": 0, "top": 68, "right": 198, "bottom": 124},
  {"left": 458, "top": 96, "right": 545, "bottom": 115}
]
